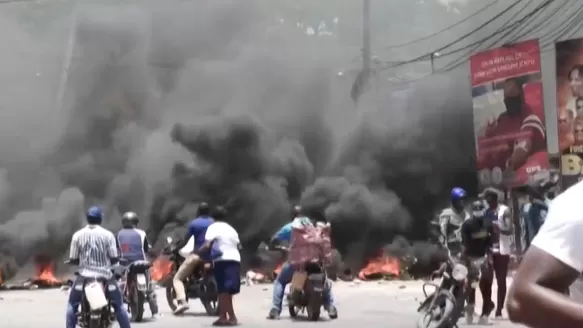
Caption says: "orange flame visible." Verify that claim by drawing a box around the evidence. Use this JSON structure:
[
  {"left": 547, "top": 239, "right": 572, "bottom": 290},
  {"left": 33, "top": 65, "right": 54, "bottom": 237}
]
[
  {"left": 35, "top": 261, "right": 61, "bottom": 284},
  {"left": 358, "top": 255, "right": 400, "bottom": 280},
  {"left": 151, "top": 257, "right": 173, "bottom": 282}
]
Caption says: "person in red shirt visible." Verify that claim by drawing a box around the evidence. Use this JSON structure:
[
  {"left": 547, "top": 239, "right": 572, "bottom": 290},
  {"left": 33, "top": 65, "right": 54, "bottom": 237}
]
[{"left": 478, "top": 77, "right": 546, "bottom": 178}]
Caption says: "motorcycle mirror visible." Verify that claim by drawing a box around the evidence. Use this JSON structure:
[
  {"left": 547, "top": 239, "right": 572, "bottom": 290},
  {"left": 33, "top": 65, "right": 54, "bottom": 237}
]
[{"left": 166, "top": 236, "right": 173, "bottom": 244}]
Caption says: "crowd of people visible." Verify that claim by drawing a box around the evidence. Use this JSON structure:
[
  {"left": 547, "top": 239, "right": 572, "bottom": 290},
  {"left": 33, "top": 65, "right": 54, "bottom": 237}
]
[
  {"left": 65, "top": 203, "right": 244, "bottom": 327},
  {"left": 63, "top": 200, "right": 337, "bottom": 327},
  {"left": 63, "top": 167, "right": 580, "bottom": 328},
  {"left": 437, "top": 177, "right": 555, "bottom": 325}
]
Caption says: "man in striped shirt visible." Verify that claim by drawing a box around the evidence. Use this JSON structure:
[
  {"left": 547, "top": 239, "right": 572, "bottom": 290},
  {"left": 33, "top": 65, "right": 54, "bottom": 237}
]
[{"left": 66, "top": 206, "right": 131, "bottom": 328}]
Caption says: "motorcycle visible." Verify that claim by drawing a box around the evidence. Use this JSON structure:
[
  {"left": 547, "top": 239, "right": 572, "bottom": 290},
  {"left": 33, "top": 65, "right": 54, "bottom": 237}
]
[
  {"left": 267, "top": 244, "right": 329, "bottom": 321},
  {"left": 287, "top": 261, "right": 328, "bottom": 321},
  {"left": 163, "top": 236, "right": 219, "bottom": 316},
  {"left": 120, "top": 260, "right": 151, "bottom": 322},
  {"left": 416, "top": 223, "right": 485, "bottom": 328},
  {"left": 65, "top": 261, "right": 117, "bottom": 328}
]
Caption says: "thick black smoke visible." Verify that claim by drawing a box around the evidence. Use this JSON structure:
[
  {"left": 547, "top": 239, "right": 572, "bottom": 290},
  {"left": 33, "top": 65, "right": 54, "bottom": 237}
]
[{"left": 0, "top": 1, "right": 477, "bottom": 280}]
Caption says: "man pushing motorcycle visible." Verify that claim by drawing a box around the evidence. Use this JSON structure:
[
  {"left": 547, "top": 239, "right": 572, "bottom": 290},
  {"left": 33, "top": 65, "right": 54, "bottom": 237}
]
[
  {"left": 171, "top": 202, "right": 215, "bottom": 315},
  {"left": 116, "top": 211, "right": 159, "bottom": 319},
  {"left": 266, "top": 206, "right": 338, "bottom": 320}
]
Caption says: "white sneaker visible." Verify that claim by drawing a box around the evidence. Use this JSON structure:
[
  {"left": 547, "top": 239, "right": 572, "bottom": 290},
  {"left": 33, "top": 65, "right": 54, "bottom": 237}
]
[
  {"left": 478, "top": 315, "right": 490, "bottom": 325},
  {"left": 173, "top": 303, "right": 190, "bottom": 315}
]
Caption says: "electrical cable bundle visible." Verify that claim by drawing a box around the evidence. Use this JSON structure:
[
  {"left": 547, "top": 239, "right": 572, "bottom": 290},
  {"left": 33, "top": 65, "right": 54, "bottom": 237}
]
[
  {"left": 438, "top": 0, "right": 567, "bottom": 72},
  {"left": 386, "top": 0, "right": 538, "bottom": 69},
  {"left": 380, "top": 0, "right": 501, "bottom": 51},
  {"left": 383, "top": 0, "right": 583, "bottom": 84}
]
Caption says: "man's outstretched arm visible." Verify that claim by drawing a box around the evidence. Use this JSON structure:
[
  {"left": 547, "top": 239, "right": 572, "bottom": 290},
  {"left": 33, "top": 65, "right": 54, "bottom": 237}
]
[
  {"left": 507, "top": 246, "right": 581, "bottom": 328},
  {"left": 507, "top": 205, "right": 583, "bottom": 328}
]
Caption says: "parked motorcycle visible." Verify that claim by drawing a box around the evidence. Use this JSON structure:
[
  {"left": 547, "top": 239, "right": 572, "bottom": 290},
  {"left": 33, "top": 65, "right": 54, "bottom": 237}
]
[
  {"left": 163, "top": 237, "right": 219, "bottom": 316},
  {"left": 120, "top": 260, "right": 151, "bottom": 322},
  {"left": 65, "top": 261, "right": 116, "bottom": 328},
  {"left": 287, "top": 261, "right": 328, "bottom": 321}
]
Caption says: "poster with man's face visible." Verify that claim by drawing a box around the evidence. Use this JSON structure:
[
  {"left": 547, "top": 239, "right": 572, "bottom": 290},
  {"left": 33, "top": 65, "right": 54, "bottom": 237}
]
[
  {"left": 556, "top": 38, "right": 583, "bottom": 189},
  {"left": 470, "top": 39, "right": 549, "bottom": 189}
]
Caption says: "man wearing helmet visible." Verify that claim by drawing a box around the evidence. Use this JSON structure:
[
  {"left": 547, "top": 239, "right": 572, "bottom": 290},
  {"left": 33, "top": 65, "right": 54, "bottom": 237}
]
[
  {"left": 266, "top": 205, "right": 338, "bottom": 320},
  {"left": 438, "top": 187, "right": 471, "bottom": 255},
  {"left": 172, "top": 202, "right": 215, "bottom": 314},
  {"left": 116, "top": 211, "right": 159, "bottom": 318},
  {"left": 66, "top": 207, "right": 131, "bottom": 328}
]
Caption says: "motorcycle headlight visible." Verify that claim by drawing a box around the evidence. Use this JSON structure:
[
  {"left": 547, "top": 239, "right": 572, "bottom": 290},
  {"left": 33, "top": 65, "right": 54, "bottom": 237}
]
[{"left": 452, "top": 264, "right": 468, "bottom": 281}]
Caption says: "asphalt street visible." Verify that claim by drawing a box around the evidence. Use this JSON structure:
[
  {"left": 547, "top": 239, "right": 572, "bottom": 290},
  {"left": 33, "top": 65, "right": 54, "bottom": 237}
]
[{"left": 0, "top": 280, "right": 521, "bottom": 328}]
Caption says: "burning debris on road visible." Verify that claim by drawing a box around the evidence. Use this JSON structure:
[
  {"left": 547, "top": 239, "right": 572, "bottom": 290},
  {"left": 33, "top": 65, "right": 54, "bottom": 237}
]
[{"left": 0, "top": 255, "right": 65, "bottom": 290}]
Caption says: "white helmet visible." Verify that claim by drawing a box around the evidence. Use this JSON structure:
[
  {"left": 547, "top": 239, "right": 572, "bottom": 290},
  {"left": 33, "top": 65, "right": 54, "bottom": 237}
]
[{"left": 121, "top": 211, "right": 139, "bottom": 226}]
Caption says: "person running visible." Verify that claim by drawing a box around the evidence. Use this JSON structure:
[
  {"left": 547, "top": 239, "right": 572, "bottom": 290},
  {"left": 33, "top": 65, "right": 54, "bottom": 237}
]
[{"left": 507, "top": 179, "right": 583, "bottom": 328}]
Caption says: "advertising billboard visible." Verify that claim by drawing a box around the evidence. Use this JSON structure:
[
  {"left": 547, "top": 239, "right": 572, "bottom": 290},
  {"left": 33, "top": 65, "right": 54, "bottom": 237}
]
[
  {"left": 470, "top": 39, "right": 549, "bottom": 188},
  {"left": 556, "top": 38, "right": 583, "bottom": 189}
]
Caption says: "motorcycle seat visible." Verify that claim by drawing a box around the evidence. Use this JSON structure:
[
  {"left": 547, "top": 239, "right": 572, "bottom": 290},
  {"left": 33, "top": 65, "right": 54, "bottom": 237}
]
[
  {"left": 82, "top": 276, "right": 109, "bottom": 285},
  {"left": 128, "top": 260, "right": 151, "bottom": 269}
]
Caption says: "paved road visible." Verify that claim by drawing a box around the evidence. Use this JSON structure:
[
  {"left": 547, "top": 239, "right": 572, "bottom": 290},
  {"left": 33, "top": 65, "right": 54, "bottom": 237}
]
[{"left": 0, "top": 280, "right": 521, "bottom": 328}]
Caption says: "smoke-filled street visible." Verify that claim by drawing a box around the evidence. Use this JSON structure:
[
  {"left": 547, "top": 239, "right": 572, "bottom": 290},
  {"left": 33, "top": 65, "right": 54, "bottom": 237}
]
[{"left": 1, "top": 280, "right": 520, "bottom": 328}]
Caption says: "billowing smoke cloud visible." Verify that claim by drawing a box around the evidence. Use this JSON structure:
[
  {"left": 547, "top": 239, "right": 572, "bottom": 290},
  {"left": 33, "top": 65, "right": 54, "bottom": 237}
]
[{"left": 0, "top": 1, "right": 477, "bottom": 280}]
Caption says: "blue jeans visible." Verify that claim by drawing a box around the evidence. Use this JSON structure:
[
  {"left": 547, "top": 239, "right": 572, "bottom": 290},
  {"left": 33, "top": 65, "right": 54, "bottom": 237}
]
[
  {"left": 66, "top": 276, "right": 131, "bottom": 328},
  {"left": 271, "top": 262, "right": 334, "bottom": 312}
]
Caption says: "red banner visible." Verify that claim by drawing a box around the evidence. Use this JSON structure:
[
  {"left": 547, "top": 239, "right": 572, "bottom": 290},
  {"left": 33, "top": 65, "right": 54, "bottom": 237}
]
[{"left": 471, "top": 39, "right": 549, "bottom": 188}]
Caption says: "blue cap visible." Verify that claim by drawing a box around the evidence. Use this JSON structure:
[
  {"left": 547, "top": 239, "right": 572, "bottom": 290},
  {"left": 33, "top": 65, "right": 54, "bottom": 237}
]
[{"left": 86, "top": 206, "right": 103, "bottom": 220}]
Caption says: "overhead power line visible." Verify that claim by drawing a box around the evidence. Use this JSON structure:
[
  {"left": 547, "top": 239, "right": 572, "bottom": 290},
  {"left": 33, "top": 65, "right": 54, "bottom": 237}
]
[
  {"left": 381, "top": 0, "right": 501, "bottom": 50},
  {"left": 386, "top": 0, "right": 531, "bottom": 69},
  {"left": 439, "top": 0, "right": 560, "bottom": 72},
  {"left": 390, "top": 0, "right": 583, "bottom": 87},
  {"left": 440, "top": 0, "right": 579, "bottom": 72}
]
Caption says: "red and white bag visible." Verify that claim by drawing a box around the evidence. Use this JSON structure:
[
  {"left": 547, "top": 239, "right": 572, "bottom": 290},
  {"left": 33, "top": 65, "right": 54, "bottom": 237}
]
[{"left": 289, "top": 225, "right": 332, "bottom": 268}]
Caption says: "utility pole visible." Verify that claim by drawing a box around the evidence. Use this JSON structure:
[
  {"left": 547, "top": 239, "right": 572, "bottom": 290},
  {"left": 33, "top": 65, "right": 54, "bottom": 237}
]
[
  {"left": 350, "top": 0, "right": 372, "bottom": 104},
  {"left": 363, "top": 0, "right": 371, "bottom": 74},
  {"left": 54, "top": 7, "right": 78, "bottom": 113}
]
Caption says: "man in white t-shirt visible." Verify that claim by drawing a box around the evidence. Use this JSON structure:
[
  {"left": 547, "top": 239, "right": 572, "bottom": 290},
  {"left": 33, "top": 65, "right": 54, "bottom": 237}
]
[
  {"left": 198, "top": 206, "right": 241, "bottom": 326},
  {"left": 481, "top": 187, "right": 513, "bottom": 321},
  {"left": 507, "top": 180, "right": 583, "bottom": 328}
]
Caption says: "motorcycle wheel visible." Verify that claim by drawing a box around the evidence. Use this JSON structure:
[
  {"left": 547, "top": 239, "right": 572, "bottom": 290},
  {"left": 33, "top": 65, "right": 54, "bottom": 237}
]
[
  {"left": 165, "top": 282, "right": 189, "bottom": 312},
  {"left": 88, "top": 318, "right": 101, "bottom": 328},
  {"left": 288, "top": 305, "right": 301, "bottom": 318},
  {"left": 129, "top": 284, "right": 145, "bottom": 322},
  {"left": 416, "top": 290, "right": 456, "bottom": 328},
  {"left": 200, "top": 278, "right": 219, "bottom": 316},
  {"left": 306, "top": 292, "right": 322, "bottom": 321}
]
